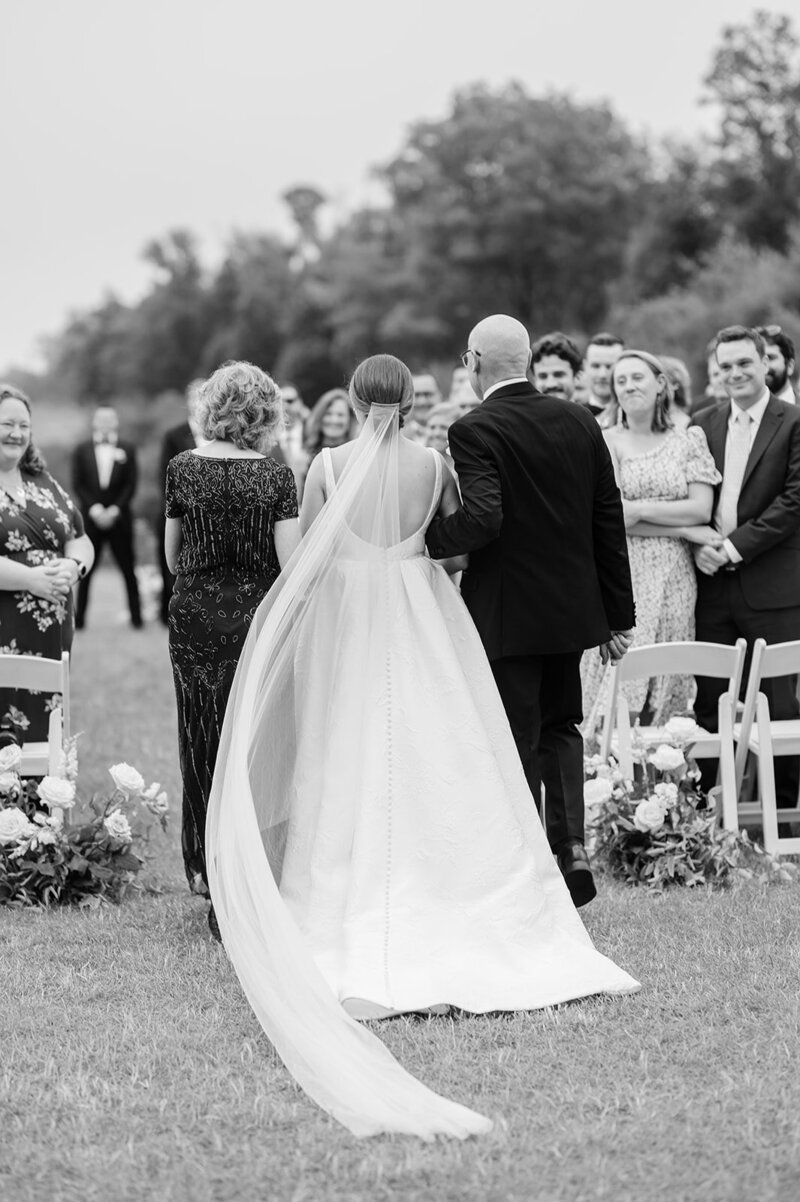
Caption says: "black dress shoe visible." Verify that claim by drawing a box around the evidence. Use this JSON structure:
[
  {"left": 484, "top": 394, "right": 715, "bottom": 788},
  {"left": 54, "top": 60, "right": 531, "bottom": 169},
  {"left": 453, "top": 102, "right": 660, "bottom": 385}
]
[
  {"left": 556, "top": 841, "right": 597, "bottom": 908},
  {"left": 207, "top": 905, "right": 222, "bottom": 942}
]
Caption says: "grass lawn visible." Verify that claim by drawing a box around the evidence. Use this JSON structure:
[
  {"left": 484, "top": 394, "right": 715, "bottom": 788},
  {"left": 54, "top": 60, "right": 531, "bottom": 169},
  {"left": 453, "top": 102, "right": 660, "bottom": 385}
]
[{"left": 2, "top": 569, "right": 800, "bottom": 1202}]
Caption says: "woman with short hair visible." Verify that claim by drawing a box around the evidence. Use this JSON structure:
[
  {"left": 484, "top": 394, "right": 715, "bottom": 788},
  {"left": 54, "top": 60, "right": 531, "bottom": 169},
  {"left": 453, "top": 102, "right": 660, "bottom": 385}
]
[{"left": 165, "top": 361, "right": 300, "bottom": 930}]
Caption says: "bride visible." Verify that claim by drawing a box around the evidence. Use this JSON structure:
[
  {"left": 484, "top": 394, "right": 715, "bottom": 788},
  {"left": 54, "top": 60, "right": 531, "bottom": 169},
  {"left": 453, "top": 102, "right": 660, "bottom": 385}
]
[{"left": 206, "top": 354, "right": 639, "bottom": 1140}]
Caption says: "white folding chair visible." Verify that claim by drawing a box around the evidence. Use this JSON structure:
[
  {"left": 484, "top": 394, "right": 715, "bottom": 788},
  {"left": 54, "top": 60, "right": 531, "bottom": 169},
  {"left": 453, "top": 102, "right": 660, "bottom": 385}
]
[
  {"left": 598, "top": 640, "right": 746, "bottom": 814},
  {"left": 0, "top": 652, "right": 70, "bottom": 776},
  {"left": 729, "top": 638, "right": 800, "bottom": 854}
]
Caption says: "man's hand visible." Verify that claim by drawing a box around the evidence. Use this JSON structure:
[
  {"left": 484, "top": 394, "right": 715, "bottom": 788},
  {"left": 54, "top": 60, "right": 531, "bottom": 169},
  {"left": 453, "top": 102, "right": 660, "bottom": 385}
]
[
  {"left": 599, "top": 629, "right": 634, "bottom": 665},
  {"left": 694, "top": 543, "right": 729, "bottom": 576}
]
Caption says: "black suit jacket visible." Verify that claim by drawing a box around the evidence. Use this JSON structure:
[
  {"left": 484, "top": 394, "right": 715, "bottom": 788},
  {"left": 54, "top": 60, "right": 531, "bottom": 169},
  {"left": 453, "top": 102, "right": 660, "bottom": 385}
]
[
  {"left": 426, "top": 382, "right": 635, "bottom": 659},
  {"left": 691, "top": 395, "right": 800, "bottom": 609},
  {"left": 71, "top": 439, "right": 138, "bottom": 523},
  {"left": 159, "top": 422, "right": 196, "bottom": 513}
]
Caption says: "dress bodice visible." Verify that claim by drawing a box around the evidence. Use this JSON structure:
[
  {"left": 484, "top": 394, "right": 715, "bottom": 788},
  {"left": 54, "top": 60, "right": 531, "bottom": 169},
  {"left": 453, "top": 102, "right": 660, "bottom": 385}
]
[
  {"left": 165, "top": 452, "right": 298, "bottom": 577},
  {"left": 321, "top": 447, "right": 442, "bottom": 561},
  {"left": 618, "top": 427, "right": 720, "bottom": 504}
]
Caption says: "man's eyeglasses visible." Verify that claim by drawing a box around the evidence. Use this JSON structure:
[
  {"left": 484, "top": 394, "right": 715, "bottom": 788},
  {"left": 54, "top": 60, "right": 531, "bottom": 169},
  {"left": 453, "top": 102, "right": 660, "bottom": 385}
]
[{"left": 460, "top": 348, "right": 481, "bottom": 368}]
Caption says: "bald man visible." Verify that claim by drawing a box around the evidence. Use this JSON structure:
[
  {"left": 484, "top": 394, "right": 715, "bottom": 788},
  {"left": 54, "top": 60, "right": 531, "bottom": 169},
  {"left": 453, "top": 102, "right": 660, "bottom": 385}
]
[
  {"left": 427, "top": 315, "right": 634, "bottom": 906},
  {"left": 72, "top": 407, "right": 143, "bottom": 629}
]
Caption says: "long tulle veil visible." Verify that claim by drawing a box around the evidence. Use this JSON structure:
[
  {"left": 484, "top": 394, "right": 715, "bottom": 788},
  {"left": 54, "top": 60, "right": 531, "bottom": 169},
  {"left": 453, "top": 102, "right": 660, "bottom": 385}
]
[{"left": 205, "top": 404, "right": 493, "bottom": 1139}]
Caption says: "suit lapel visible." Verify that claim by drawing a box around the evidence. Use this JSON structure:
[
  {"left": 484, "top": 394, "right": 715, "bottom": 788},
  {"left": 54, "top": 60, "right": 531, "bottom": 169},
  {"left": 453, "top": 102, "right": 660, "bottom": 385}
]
[
  {"left": 741, "top": 397, "right": 784, "bottom": 490},
  {"left": 86, "top": 441, "right": 101, "bottom": 490},
  {"left": 705, "top": 406, "right": 729, "bottom": 474}
]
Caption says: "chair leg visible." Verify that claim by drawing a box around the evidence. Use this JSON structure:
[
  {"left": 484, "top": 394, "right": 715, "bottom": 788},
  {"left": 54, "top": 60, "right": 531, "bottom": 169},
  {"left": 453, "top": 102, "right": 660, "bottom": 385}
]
[
  {"left": 717, "top": 696, "right": 739, "bottom": 832},
  {"left": 755, "top": 693, "right": 780, "bottom": 855}
]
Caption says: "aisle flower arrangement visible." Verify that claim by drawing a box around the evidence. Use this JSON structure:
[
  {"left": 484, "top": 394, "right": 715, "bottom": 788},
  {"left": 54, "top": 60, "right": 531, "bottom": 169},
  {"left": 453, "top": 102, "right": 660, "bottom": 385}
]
[
  {"left": 584, "top": 717, "right": 791, "bottom": 891},
  {"left": 0, "top": 740, "right": 169, "bottom": 908}
]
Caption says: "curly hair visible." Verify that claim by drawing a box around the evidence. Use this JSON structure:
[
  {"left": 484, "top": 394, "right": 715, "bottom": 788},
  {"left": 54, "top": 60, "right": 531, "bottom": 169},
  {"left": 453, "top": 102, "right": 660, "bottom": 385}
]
[
  {"left": 0, "top": 385, "right": 47, "bottom": 474},
  {"left": 609, "top": 351, "right": 674, "bottom": 433},
  {"left": 349, "top": 355, "right": 414, "bottom": 428},
  {"left": 197, "top": 362, "right": 284, "bottom": 452}
]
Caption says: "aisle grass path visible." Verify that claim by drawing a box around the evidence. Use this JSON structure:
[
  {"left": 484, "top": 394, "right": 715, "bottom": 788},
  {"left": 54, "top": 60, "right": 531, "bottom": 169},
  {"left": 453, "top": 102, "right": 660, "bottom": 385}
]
[{"left": 2, "top": 570, "right": 799, "bottom": 1202}]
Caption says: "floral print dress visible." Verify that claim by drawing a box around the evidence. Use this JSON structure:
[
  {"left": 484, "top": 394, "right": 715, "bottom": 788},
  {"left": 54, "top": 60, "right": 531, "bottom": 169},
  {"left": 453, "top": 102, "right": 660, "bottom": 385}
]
[
  {"left": 581, "top": 427, "right": 720, "bottom": 739},
  {"left": 0, "top": 471, "right": 84, "bottom": 741}
]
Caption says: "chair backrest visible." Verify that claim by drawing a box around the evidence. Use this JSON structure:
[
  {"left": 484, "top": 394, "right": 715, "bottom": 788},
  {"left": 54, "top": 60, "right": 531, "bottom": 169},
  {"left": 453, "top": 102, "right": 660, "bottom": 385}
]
[
  {"left": 0, "top": 652, "right": 70, "bottom": 741},
  {"left": 734, "top": 638, "right": 800, "bottom": 788},
  {"left": 599, "top": 640, "right": 747, "bottom": 767}
]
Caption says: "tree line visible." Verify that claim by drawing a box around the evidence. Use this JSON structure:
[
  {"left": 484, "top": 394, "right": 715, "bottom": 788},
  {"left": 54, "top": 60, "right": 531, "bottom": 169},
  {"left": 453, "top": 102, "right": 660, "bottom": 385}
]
[{"left": 18, "top": 9, "right": 800, "bottom": 405}]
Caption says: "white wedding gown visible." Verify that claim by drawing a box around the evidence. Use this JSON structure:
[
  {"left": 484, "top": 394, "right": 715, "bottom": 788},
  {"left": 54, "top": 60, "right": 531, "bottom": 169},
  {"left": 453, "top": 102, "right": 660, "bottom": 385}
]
[{"left": 207, "top": 407, "right": 639, "bottom": 1140}]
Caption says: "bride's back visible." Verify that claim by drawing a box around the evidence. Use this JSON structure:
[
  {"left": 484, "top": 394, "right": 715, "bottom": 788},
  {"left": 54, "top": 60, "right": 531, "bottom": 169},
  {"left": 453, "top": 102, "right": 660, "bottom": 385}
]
[{"left": 326, "top": 436, "right": 439, "bottom": 543}]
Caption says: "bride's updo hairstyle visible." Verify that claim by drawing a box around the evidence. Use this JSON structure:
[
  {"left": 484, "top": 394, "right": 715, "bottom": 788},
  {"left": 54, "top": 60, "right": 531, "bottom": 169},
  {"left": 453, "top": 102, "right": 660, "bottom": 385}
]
[{"left": 348, "top": 355, "right": 414, "bottom": 428}]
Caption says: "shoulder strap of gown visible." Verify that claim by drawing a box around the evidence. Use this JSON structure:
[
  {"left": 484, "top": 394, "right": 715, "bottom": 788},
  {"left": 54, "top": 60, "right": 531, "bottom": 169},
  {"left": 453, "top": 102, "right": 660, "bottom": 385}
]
[
  {"left": 321, "top": 447, "right": 336, "bottom": 496},
  {"left": 422, "top": 448, "right": 443, "bottom": 529}
]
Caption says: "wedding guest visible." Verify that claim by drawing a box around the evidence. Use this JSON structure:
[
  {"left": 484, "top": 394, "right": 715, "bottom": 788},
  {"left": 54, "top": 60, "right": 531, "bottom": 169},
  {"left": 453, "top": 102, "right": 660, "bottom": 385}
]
[
  {"left": 423, "top": 403, "right": 459, "bottom": 470},
  {"left": 165, "top": 361, "right": 300, "bottom": 934},
  {"left": 756, "top": 325, "right": 796, "bottom": 404},
  {"left": 295, "top": 388, "right": 357, "bottom": 500},
  {"left": 531, "top": 332, "right": 583, "bottom": 402},
  {"left": 0, "top": 385, "right": 94, "bottom": 740},
  {"left": 661, "top": 356, "right": 693, "bottom": 428},
  {"left": 412, "top": 372, "right": 442, "bottom": 427},
  {"left": 583, "top": 332, "right": 624, "bottom": 427},
  {"left": 580, "top": 351, "right": 719, "bottom": 736},
  {"left": 703, "top": 338, "right": 729, "bottom": 407},
  {"left": 156, "top": 380, "right": 204, "bottom": 625},
  {"left": 691, "top": 325, "right": 800, "bottom": 810},
  {"left": 276, "top": 382, "right": 309, "bottom": 480},
  {"left": 72, "top": 407, "right": 142, "bottom": 629}
]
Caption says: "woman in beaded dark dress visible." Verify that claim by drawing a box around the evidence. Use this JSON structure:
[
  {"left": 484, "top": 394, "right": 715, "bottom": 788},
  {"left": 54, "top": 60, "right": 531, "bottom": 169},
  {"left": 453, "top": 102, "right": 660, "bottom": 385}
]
[{"left": 165, "top": 362, "right": 300, "bottom": 935}]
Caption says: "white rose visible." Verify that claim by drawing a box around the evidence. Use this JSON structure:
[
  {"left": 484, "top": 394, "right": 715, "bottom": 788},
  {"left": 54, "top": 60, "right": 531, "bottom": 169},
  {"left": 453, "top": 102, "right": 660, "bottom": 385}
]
[
  {"left": 654, "top": 781, "right": 679, "bottom": 806},
  {"left": 584, "top": 778, "right": 613, "bottom": 808},
  {"left": 103, "top": 809, "right": 133, "bottom": 843},
  {"left": 0, "top": 771, "right": 20, "bottom": 796},
  {"left": 142, "top": 782, "right": 161, "bottom": 800},
  {"left": 109, "top": 763, "right": 145, "bottom": 796},
  {"left": 664, "top": 717, "right": 700, "bottom": 743},
  {"left": 37, "top": 776, "right": 76, "bottom": 810},
  {"left": 649, "top": 745, "right": 685, "bottom": 773},
  {"left": 0, "top": 744, "right": 22, "bottom": 773},
  {"left": 145, "top": 790, "right": 169, "bottom": 817},
  {"left": 633, "top": 798, "right": 667, "bottom": 833},
  {"left": 0, "top": 807, "right": 35, "bottom": 845}
]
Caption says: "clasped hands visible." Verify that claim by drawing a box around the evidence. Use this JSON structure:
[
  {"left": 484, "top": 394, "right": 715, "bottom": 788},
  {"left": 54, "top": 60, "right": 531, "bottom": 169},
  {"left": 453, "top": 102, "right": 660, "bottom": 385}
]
[
  {"left": 28, "top": 558, "right": 80, "bottom": 602},
  {"left": 679, "top": 525, "right": 732, "bottom": 576},
  {"left": 89, "top": 503, "right": 120, "bottom": 530}
]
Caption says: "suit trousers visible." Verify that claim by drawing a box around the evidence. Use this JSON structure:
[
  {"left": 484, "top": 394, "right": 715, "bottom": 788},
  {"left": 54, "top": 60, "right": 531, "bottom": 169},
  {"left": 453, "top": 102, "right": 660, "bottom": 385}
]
[
  {"left": 77, "top": 515, "right": 142, "bottom": 628},
  {"left": 491, "top": 651, "right": 585, "bottom": 851},
  {"left": 695, "top": 572, "right": 800, "bottom": 808}
]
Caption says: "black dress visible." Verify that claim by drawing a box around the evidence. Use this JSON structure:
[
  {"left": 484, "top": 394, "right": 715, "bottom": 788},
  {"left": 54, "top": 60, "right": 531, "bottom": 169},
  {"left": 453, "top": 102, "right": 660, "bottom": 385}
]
[{"left": 165, "top": 452, "right": 298, "bottom": 892}]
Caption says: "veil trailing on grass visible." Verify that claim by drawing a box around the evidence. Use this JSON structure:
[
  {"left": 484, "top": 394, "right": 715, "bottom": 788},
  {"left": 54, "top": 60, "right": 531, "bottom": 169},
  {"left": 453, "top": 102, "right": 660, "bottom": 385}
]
[{"left": 206, "top": 404, "right": 492, "bottom": 1139}]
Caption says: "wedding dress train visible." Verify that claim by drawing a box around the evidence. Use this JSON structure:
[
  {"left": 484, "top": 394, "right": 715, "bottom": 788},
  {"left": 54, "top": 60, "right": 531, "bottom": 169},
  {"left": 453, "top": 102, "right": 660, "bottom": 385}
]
[{"left": 206, "top": 406, "right": 639, "bottom": 1139}]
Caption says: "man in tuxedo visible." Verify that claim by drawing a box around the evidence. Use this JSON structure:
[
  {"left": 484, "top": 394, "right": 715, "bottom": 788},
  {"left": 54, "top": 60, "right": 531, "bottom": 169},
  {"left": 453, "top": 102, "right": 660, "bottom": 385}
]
[
  {"left": 691, "top": 325, "right": 800, "bottom": 808},
  {"left": 157, "top": 381, "right": 204, "bottom": 624},
  {"left": 426, "top": 314, "right": 635, "bottom": 905},
  {"left": 72, "top": 407, "right": 143, "bottom": 629}
]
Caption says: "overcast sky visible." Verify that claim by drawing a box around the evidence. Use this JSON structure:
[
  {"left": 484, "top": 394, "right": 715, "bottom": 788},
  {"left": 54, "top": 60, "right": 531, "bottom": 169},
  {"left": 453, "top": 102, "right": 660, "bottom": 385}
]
[{"left": 2, "top": 0, "right": 766, "bottom": 371}]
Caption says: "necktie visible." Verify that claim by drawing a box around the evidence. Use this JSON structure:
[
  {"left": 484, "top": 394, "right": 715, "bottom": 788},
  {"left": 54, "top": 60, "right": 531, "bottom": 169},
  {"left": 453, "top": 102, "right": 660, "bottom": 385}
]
[{"left": 717, "top": 411, "right": 752, "bottom": 537}]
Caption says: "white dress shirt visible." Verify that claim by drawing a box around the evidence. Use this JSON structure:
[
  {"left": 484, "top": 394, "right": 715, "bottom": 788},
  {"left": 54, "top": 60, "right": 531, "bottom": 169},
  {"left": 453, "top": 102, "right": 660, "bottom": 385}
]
[
  {"left": 719, "top": 389, "right": 771, "bottom": 563},
  {"left": 94, "top": 436, "right": 119, "bottom": 490},
  {"left": 777, "top": 380, "right": 797, "bottom": 404},
  {"left": 483, "top": 377, "right": 530, "bottom": 400}
]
